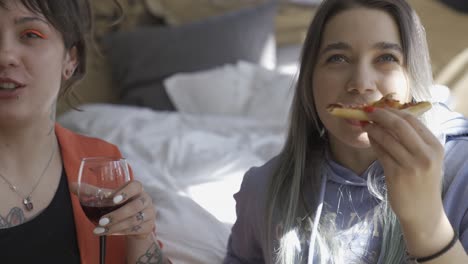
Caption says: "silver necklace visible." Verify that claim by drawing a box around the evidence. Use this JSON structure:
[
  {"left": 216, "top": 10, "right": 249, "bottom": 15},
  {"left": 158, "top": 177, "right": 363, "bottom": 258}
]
[{"left": 0, "top": 140, "right": 57, "bottom": 211}]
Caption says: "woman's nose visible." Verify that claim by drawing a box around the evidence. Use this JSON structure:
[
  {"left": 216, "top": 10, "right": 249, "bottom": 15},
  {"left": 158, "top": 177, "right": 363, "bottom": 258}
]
[
  {"left": 346, "top": 63, "right": 376, "bottom": 94},
  {"left": 0, "top": 38, "right": 20, "bottom": 69}
]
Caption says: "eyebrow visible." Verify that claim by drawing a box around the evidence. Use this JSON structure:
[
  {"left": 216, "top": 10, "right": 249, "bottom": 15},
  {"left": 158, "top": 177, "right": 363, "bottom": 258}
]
[
  {"left": 320, "top": 42, "right": 351, "bottom": 55},
  {"left": 320, "top": 41, "right": 403, "bottom": 55},
  {"left": 14, "top": 16, "right": 49, "bottom": 26},
  {"left": 373, "top": 42, "right": 403, "bottom": 52}
]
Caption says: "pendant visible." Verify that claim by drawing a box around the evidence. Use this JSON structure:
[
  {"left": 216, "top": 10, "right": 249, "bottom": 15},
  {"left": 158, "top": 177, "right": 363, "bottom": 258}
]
[{"left": 23, "top": 197, "right": 34, "bottom": 211}]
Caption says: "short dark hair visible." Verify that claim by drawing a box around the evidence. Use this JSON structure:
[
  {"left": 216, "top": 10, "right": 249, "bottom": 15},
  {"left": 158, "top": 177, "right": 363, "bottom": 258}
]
[{"left": 0, "top": 0, "right": 93, "bottom": 102}]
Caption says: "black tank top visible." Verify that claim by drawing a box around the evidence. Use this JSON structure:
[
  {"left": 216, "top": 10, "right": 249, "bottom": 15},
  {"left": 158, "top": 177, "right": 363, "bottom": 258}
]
[{"left": 0, "top": 169, "right": 81, "bottom": 263}]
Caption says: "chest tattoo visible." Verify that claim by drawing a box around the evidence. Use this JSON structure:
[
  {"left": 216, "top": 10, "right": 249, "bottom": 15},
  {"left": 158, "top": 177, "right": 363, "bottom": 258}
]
[{"left": 0, "top": 207, "right": 26, "bottom": 228}]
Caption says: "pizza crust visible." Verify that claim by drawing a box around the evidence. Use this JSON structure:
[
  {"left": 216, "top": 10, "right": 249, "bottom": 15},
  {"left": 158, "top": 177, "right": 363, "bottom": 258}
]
[
  {"left": 400, "top": 101, "right": 432, "bottom": 116},
  {"left": 327, "top": 101, "right": 432, "bottom": 121},
  {"left": 328, "top": 107, "right": 371, "bottom": 121}
]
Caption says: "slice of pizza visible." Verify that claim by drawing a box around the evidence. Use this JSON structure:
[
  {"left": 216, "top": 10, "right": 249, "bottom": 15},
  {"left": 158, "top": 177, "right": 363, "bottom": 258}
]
[{"left": 327, "top": 94, "right": 432, "bottom": 121}]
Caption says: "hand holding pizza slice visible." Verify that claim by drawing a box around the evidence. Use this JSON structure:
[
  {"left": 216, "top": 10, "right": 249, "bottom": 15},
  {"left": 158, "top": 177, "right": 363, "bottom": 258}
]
[{"left": 327, "top": 94, "right": 432, "bottom": 121}]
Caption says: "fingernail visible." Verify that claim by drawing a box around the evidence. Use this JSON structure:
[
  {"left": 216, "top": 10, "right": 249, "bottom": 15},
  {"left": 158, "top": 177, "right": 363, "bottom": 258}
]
[
  {"left": 99, "top": 217, "right": 110, "bottom": 226},
  {"left": 113, "top": 194, "right": 125, "bottom": 204},
  {"left": 363, "top": 106, "right": 375, "bottom": 113},
  {"left": 93, "top": 227, "right": 107, "bottom": 235}
]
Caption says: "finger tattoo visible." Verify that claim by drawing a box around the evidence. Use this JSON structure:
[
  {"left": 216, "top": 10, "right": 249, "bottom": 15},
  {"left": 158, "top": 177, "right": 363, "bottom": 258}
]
[
  {"left": 136, "top": 211, "right": 145, "bottom": 222},
  {"left": 139, "top": 196, "right": 146, "bottom": 205},
  {"left": 131, "top": 225, "right": 142, "bottom": 232}
]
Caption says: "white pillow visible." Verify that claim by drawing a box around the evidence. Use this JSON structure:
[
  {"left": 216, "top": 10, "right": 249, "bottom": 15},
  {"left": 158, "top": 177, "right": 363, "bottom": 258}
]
[
  {"left": 165, "top": 61, "right": 296, "bottom": 123},
  {"left": 430, "top": 84, "right": 454, "bottom": 108},
  {"left": 164, "top": 62, "right": 257, "bottom": 116},
  {"left": 244, "top": 66, "right": 296, "bottom": 123}
]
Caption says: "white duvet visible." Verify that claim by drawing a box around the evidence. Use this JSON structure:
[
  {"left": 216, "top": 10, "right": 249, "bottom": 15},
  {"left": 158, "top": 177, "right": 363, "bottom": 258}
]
[{"left": 59, "top": 104, "right": 287, "bottom": 264}]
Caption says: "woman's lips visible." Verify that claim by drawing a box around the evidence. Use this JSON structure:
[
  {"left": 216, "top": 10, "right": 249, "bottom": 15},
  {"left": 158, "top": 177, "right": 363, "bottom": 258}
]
[
  {"left": 0, "top": 86, "right": 25, "bottom": 99},
  {"left": 0, "top": 77, "right": 26, "bottom": 100}
]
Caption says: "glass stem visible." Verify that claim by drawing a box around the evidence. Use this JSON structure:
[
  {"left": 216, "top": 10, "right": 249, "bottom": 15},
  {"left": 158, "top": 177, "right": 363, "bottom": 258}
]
[{"left": 100, "top": 235, "right": 106, "bottom": 264}]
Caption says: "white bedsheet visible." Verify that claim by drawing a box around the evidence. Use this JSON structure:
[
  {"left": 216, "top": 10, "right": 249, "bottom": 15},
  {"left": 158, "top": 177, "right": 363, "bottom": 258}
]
[{"left": 58, "top": 104, "right": 286, "bottom": 263}]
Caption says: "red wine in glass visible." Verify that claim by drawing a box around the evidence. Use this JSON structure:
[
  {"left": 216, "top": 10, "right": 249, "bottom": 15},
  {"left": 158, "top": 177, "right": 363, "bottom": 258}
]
[
  {"left": 81, "top": 197, "right": 126, "bottom": 225},
  {"left": 76, "top": 157, "right": 130, "bottom": 264}
]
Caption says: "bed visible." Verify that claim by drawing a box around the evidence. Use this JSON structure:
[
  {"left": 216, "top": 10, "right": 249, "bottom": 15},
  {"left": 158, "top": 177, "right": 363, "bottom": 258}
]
[
  {"left": 59, "top": 61, "right": 294, "bottom": 263},
  {"left": 59, "top": 105, "right": 284, "bottom": 263}
]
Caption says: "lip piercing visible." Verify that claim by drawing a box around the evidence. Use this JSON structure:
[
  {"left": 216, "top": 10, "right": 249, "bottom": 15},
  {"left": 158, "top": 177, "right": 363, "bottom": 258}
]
[{"left": 136, "top": 211, "right": 145, "bottom": 222}]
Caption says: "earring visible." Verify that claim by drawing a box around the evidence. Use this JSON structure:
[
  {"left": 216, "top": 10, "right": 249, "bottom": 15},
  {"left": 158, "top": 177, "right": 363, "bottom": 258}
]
[
  {"left": 319, "top": 127, "right": 326, "bottom": 138},
  {"left": 314, "top": 120, "right": 326, "bottom": 138},
  {"left": 64, "top": 69, "right": 74, "bottom": 78}
]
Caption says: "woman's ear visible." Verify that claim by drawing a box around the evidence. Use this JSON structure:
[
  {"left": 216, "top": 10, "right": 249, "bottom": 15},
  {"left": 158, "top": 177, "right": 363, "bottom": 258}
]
[{"left": 63, "top": 46, "right": 78, "bottom": 80}]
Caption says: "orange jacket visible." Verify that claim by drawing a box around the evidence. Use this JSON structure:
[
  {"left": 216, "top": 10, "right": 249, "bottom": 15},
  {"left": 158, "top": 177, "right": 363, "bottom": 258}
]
[{"left": 56, "top": 124, "right": 130, "bottom": 264}]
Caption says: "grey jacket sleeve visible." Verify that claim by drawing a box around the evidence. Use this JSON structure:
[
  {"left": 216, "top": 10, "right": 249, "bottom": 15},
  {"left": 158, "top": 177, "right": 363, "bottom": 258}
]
[
  {"left": 224, "top": 168, "right": 266, "bottom": 263},
  {"left": 443, "top": 137, "right": 468, "bottom": 252}
]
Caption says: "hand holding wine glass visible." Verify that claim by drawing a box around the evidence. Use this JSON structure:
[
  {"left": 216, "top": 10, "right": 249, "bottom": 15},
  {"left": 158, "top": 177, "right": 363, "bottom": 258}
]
[{"left": 76, "top": 157, "right": 157, "bottom": 264}]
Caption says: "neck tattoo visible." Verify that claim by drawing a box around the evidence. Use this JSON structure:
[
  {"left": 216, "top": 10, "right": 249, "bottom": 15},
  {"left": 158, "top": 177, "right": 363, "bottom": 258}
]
[{"left": 0, "top": 139, "right": 57, "bottom": 211}]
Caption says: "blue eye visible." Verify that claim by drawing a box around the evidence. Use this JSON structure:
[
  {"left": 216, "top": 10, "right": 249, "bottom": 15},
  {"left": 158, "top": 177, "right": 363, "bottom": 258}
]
[
  {"left": 326, "top": 54, "right": 348, "bottom": 64},
  {"left": 377, "top": 54, "right": 398, "bottom": 63}
]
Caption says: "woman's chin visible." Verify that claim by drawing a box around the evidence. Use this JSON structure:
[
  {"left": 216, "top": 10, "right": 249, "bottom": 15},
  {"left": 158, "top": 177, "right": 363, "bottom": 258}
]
[
  {"left": 349, "top": 133, "right": 372, "bottom": 148},
  {"left": 332, "top": 132, "right": 372, "bottom": 149}
]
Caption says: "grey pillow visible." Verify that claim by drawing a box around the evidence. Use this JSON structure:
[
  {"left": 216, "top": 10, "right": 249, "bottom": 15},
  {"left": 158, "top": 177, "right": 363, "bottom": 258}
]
[
  {"left": 439, "top": 0, "right": 468, "bottom": 12},
  {"left": 103, "top": 1, "right": 277, "bottom": 111}
]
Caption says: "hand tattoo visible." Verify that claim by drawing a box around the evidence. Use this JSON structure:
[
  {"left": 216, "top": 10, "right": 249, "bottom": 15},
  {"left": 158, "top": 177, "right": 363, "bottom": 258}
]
[
  {"left": 131, "top": 225, "right": 142, "bottom": 232},
  {"left": 136, "top": 242, "right": 164, "bottom": 264},
  {"left": 139, "top": 197, "right": 146, "bottom": 206},
  {"left": 0, "top": 207, "right": 26, "bottom": 228}
]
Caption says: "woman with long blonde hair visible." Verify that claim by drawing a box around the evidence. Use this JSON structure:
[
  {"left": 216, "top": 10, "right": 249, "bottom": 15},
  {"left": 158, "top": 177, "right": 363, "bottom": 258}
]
[{"left": 224, "top": 0, "right": 468, "bottom": 263}]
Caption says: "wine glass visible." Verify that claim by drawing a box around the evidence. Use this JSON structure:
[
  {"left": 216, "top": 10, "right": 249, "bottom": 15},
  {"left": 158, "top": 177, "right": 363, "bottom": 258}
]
[{"left": 77, "top": 157, "right": 131, "bottom": 264}]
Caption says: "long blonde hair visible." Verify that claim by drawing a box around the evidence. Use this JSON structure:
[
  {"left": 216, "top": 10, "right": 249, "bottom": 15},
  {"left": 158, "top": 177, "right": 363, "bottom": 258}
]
[{"left": 264, "top": 0, "right": 433, "bottom": 263}]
